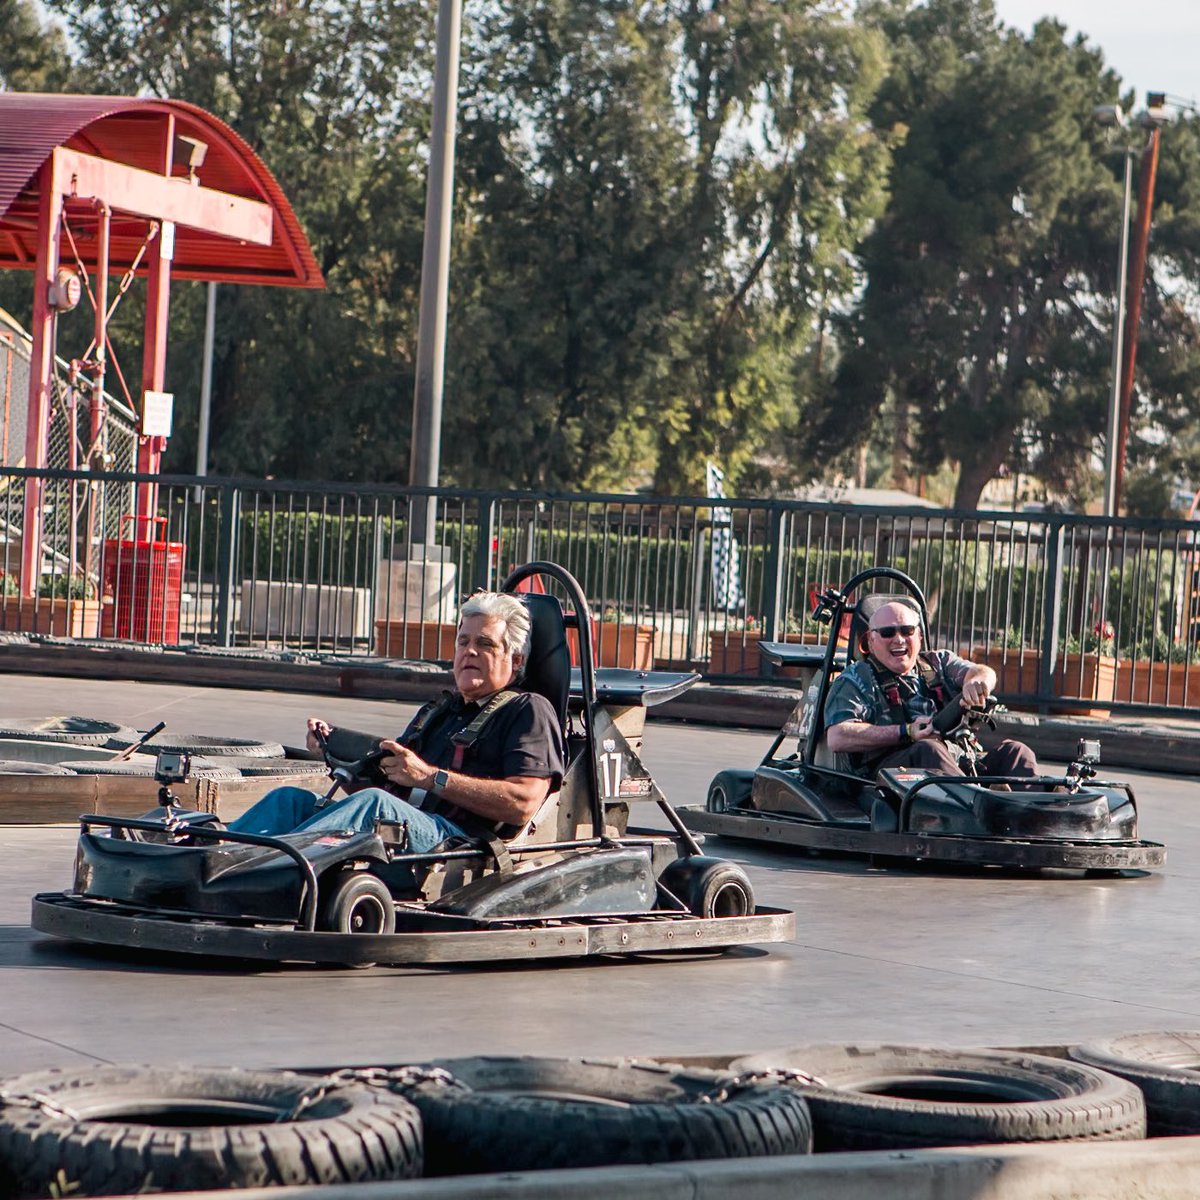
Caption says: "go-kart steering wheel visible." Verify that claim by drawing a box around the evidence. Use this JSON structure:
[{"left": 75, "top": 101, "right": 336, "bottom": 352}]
[
  {"left": 313, "top": 727, "right": 392, "bottom": 791},
  {"left": 931, "top": 694, "right": 1000, "bottom": 736}
]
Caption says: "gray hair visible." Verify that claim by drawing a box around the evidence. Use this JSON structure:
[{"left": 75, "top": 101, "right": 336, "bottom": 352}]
[{"left": 459, "top": 591, "right": 532, "bottom": 660}]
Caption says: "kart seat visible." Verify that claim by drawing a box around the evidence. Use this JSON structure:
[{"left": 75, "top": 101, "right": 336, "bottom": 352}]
[{"left": 515, "top": 593, "right": 571, "bottom": 732}]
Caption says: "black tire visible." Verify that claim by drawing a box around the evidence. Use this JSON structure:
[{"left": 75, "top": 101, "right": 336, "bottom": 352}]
[
  {"left": 221, "top": 756, "right": 329, "bottom": 778},
  {"left": 0, "top": 717, "right": 137, "bottom": 747},
  {"left": 319, "top": 869, "right": 397, "bottom": 935},
  {"left": 61, "top": 758, "right": 244, "bottom": 782},
  {"left": 108, "top": 732, "right": 286, "bottom": 758},
  {"left": 396, "top": 1056, "right": 812, "bottom": 1175},
  {"left": 657, "top": 855, "right": 755, "bottom": 918},
  {"left": 1070, "top": 1032, "right": 1200, "bottom": 1136},
  {"left": 706, "top": 768, "right": 754, "bottom": 813},
  {"left": 730, "top": 1043, "right": 1145, "bottom": 1151},
  {"left": 0, "top": 1064, "right": 422, "bottom": 1197},
  {"left": 0, "top": 760, "right": 76, "bottom": 775}
]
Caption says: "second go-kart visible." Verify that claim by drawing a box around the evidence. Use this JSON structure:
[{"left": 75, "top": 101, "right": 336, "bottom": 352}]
[
  {"left": 679, "top": 567, "right": 1164, "bottom": 873},
  {"left": 31, "top": 562, "right": 793, "bottom": 966}
]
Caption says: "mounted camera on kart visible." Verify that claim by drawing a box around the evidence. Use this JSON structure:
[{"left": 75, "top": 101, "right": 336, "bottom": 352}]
[{"left": 153, "top": 750, "right": 191, "bottom": 787}]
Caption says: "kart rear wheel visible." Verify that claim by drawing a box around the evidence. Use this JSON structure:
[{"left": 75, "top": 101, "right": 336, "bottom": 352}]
[
  {"left": 730, "top": 1043, "right": 1146, "bottom": 1151},
  {"left": 0, "top": 1064, "right": 422, "bottom": 1197},
  {"left": 706, "top": 769, "right": 754, "bottom": 812},
  {"left": 657, "top": 855, "right": 755, "bottom": 918},
  {"left": 1070, "top": 1032, "right": 1200, "bottom": 1136},
  {"left": 395, "top": 1055, "right": 813, "bottom": 1175},
  {"left": 319, "top": 869, "right": 396, "bottom": 936}
]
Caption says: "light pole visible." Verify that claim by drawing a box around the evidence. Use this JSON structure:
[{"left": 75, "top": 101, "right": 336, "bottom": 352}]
[
  {"left": 1093, "top": 97, "right": 1169, "bottom": 517},
  {"left": 1093, "top": 104, "right": 1133, "bottom": 519},
  {"left": 409, "top": 0, "right": 463, "bottom": 548}
]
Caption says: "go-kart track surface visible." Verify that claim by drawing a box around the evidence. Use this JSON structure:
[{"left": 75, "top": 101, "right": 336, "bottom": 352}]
[{"left": 0, "top": 673, "right": 1197, "bottom": 1079}]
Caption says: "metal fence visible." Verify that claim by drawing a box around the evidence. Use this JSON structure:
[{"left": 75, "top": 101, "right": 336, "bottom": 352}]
[{"left": 0, "top": 466, "right": 1198, "bottom": 714}]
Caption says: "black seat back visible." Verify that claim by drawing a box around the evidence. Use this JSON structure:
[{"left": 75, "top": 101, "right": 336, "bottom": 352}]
[
  {"left": 517, "top": 593, "right": 570, "bottom": 731},
  {"left": 848, "top": 592, "right": 925, "bottom": 661}
]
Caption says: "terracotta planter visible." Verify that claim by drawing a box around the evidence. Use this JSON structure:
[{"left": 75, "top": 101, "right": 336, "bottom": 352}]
[
  {"left": 0, "top": 597, "right": 103, "bottom": 638},
  {"left": 374, "top": 620, "right": 458, "bottom": 661},
  {"left": 1115, "top": 659, "right": 1199, "bottom": 708},
  {"left": 970, "top": 647, "right": 1117, "bottom": 717},
  {"left": 707, "top": 631, "right": 821, "bottom": 677},
  {"left": 569, "top": 621, "right": 655, "bottom": 671}
]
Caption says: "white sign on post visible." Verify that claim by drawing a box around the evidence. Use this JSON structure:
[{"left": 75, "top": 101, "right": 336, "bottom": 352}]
[{"left": 141, "top": 390, "right": 174, "bottom": 437}]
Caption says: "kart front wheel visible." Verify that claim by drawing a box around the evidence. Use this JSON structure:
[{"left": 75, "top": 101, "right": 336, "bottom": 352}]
[
  {"left": 658, "top": 856, "right": 755, "bottom": 918},
  {"left": 318, "top": 869, "right": 396, "bottom": 935},
  {"left": 706, "top": 769, "right": 754, "bottom": 812}
]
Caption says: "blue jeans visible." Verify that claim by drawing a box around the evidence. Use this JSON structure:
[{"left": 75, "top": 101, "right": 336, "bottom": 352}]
[{"left": 228, "top": 786, "right": 467, "bottom": 853}]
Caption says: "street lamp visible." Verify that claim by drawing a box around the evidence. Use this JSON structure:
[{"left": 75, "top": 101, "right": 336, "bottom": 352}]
[
  {"left": 410, "top": 0, "right": 464, "bottom": 547},
  {"left": 1092, "top": 103, "right": 1133, "bottom": 519},
  {"left": 1092, "top": 96, "right": 1169, "bottom": 518}
]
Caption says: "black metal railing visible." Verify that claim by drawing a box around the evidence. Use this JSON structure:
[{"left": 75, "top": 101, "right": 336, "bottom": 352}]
[{"left": 0, "top": 465, "right": 1198, "bottom": 714}]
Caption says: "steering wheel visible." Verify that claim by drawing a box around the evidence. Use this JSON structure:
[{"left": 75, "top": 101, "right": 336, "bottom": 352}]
[
  {"left": 313, "top": 727, "right": 391, "bottom": 791},
  {"left": 931, "top": 694, "right": 1000, "bottom": 737}
]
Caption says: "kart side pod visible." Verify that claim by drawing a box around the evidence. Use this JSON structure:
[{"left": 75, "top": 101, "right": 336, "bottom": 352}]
[{"left": 429, "top": 846, "right": 659, "bottom": 919}]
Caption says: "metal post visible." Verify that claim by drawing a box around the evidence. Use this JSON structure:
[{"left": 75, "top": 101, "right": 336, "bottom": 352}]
[
  {"left": 214, "top": 484, "right": 240, "bottom": 647},
  {"left": 762, "top": 505, "right": 787, "bottom": 641},
  {"left": 409, "top": 0, "right": 463, "bottom": 547},
  {"left": 473, "top": 496, "right": 495, "bottom": 591},
  {"left": 1039, "top": 522, "right": 1066, "bottom": 708},
  {"left": 195, "top": 281, "right": 217, "bottom": 497},
  {"left": 1114, "top": 124, "right": 1162, "bottom": 512},
  {"left": 1103, "top": 150, "right": 1133, "bottom": 519}
]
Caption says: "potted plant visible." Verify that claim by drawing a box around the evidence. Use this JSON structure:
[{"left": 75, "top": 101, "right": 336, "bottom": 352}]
[
  {"left": 708, "top": 616, "right": 832, "bottom": 677},
  {"left": 970, "top": 628, "right": 1117, "bottom": 717},
  {"left": 567, "top": 605, "right": 655, "bottom": 670},
  {"left": 0, "top": 572, "right": 105, "bottom": 638}
]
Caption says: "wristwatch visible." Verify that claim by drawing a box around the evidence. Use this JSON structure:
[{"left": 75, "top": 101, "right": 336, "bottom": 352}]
[{"left": 431, "top": 769, "right": 450, "bottom": 796}]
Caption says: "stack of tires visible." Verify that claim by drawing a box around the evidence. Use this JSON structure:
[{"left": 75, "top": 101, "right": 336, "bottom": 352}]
[
  {"left": 1, "top": 1036, "right": 1199, "bottom": 1196},
  {"left": 0, "top": 1057, "right": 813, "bottom": 1197}
]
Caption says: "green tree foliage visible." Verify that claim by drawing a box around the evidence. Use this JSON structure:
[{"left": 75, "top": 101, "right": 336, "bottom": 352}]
[
  {"left": 654, "top": 0, "right": 892, "bottom": 493},
  {"left": 0, "top": 0, "right": 70, "bottom": 91},
  {"left": 445, "top": 0, "right": 892, "bottom": 493},
  {"left": 822, "top": 0, "right": 1132, "bottom": 510}
]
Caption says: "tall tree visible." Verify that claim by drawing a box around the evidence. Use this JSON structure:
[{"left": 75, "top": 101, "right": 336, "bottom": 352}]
[{"left": 823, "top": 0, "right": 1129, "bottom": 510}]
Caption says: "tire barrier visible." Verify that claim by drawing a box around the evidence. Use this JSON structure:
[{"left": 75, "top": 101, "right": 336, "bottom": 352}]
[
  {"left": 0, "top": 760, "right": 76, "bottom": 775},
  {"left": 0, "top": 1064, "right": 423, "bottom": 1197},
  {"left": 108, "top": 731, "right": 287, "bottom": 758},
  {"left": 391, "top": 1055, "right": 813, "bottom": 1176},
  {"left": 0, "top": 717, "right": 137, "bottom": 747},
  {"left": 730, "top": 1044, "right": 1146, "bottom": 1151},
  {"left": 218, "top": 756, "right": 328, "bottom": 778},
  {"left": 60, "top": 758, "right": 245, "bottom": 782},
  {"left": 1070, "top": 1032, "right": 1200, "bottom": 1137}
]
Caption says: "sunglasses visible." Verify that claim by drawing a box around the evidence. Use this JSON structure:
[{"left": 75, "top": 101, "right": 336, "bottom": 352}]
[{"left": 871, "top": 624, "right": 918, "bottom": 639}]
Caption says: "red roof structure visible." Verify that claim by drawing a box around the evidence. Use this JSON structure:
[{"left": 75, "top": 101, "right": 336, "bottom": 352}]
[
  {"left": 0, "top": 93, "right": 325, "bottom": 592},
  {"left": 0, "top": 93, "right": 323, "bottom": 287}
]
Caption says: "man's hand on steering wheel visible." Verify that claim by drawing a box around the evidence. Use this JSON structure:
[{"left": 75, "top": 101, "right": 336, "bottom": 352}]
[
  {"left": 305, "top": 717, "right": 332, "bottom": 754},
  {"left": 959, "top": 677, "right": 991, "bottom": 709}
]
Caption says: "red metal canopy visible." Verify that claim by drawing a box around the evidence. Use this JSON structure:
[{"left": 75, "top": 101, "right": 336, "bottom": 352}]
[{"left": 0, "top": 93, "right": 323, "bottom": 287}]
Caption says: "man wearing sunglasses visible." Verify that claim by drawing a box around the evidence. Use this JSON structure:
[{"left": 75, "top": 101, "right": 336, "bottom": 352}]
[{"left": 824, "top": 600, "right": 1037, "bottom": 779}]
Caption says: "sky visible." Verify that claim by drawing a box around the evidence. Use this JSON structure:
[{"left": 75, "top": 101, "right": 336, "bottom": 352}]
[{"left": 992, "top": 0, "right": 1200, "bottom": 109}]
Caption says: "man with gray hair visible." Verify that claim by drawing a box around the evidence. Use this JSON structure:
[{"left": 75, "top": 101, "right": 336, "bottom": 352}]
[{"left": 229, "top": 591, "right": 566, "bottom": 850}]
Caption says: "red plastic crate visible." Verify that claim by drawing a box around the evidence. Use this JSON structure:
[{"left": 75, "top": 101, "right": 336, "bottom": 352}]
[{"left": 103, "top": 516, "right": 183, "bottom": 643}]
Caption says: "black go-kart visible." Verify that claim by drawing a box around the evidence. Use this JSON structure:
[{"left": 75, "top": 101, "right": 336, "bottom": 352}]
[
  {"left": 31, "top": 562, "right": 793, "bottom": 966},
  {"left": 679, "top": 566, "right": 1164, "bottom": 873}
]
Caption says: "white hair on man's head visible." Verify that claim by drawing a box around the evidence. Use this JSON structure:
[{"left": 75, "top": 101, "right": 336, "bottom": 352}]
[{"left": 459, "top": 591, "right": 532, "bottom": 660}]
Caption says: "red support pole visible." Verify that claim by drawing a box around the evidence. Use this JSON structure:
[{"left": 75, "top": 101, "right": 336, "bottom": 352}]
[
  {"left": 135, "top": 223, "right": 172, "bottom": 520},
  {"left": 1114, "top": 125, "right": 1161, "bottom": 513},
  {"left": 19, "top": 160, "right": 63, "bottom": 596}
]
